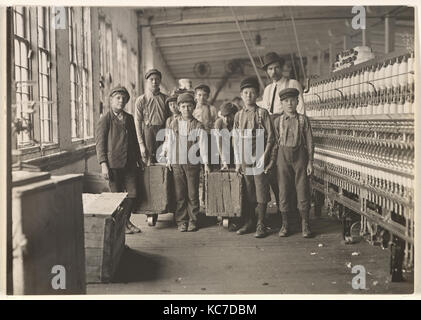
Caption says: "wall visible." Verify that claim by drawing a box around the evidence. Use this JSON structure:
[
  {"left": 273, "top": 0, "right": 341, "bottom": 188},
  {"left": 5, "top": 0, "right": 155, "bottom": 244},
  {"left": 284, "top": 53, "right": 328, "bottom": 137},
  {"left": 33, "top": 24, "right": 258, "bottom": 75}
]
[{"left": 141, "top": 26, "right": 177, "bottom": 94}]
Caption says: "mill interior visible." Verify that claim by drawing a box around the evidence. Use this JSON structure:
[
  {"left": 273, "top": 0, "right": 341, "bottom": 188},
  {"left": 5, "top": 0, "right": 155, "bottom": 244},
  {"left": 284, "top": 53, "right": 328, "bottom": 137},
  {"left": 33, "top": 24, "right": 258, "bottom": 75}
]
[{"left": 7, "top": 6, "right": 415, "bottom": 295}]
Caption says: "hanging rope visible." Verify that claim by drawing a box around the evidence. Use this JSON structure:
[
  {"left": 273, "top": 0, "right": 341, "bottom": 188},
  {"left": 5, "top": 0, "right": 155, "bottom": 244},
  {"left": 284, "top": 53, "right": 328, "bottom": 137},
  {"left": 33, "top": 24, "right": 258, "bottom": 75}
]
[
  {"left": 288, "top": 7, "right": 307, "bottom": 81},
  {"left": 278, "top": 8, "right": 299, "bottom": 80},
  {"left": 230, "top": 7, "right": 265, "bottom": 90}
]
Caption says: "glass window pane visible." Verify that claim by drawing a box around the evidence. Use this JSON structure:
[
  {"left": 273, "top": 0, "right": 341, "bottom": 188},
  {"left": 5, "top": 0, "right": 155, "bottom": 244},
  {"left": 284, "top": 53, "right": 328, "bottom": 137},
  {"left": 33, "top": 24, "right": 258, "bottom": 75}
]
[{"left": 20, "top": 42, "right": 27, "bottom": 68}]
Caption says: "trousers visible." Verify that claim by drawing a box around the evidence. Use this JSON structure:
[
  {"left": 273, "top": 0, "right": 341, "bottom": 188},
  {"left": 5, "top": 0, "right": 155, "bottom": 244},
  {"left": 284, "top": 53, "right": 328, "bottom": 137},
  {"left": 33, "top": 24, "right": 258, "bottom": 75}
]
[
  {"left": 276, "top": 144, "right": 311, "bottom": 212},
  {"left": 172, "top": 164, "right": 201, "bottom": 224}
]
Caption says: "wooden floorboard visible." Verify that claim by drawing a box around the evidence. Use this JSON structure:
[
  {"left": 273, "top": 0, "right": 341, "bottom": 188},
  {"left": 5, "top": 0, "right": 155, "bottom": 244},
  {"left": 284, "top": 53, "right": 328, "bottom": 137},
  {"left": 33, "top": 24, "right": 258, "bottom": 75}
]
[{"left": 87, "top": 210, "right": 414, "bottom": 295}]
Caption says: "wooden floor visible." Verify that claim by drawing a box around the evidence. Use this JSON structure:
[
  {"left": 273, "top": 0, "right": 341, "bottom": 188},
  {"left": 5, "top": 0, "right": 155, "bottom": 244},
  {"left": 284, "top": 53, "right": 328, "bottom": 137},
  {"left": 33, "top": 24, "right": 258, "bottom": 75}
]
[{"left": 87, "top": 208, "right": 414, "bottom": 295}]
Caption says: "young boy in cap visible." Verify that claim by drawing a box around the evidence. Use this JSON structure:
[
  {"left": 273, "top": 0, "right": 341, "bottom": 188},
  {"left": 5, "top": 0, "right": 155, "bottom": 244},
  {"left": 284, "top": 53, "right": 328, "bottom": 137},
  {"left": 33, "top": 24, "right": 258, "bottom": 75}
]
[
  {"left": 96, "top": 86, "right": 142, "bottom": 234},
  {"left": 233, "top": 76, "right": 276, "bottom": 238},
  {"left": 135, "top": 68, "right": 169, "bottom": 166},
  {"left": 159, "top": 94, "right": 180, "bottom": 162},
  {"left": 193, "top": 84, "right": 218, "bottom": 132},
  {"left": 193, "top": 83, "right": 218, "bottom": 207},
  {"left": 272, "top": 87, "right": 314, "bottom": 238},
  {"left": 261, "top": 52, "right": 305, "bottom": 115},
  {"left": 167, "top": 93, "right": 211, "bottom": 232},
  {"left": 214, "top": 101, "right": 237, "bottom": 170}
]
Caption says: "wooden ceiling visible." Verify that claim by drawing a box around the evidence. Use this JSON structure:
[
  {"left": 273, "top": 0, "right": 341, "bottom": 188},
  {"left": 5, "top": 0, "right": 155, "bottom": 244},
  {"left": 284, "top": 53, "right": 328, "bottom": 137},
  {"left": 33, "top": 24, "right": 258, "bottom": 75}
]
[{"left": 137, "top": 6, "right": 414, "bottom": 81}]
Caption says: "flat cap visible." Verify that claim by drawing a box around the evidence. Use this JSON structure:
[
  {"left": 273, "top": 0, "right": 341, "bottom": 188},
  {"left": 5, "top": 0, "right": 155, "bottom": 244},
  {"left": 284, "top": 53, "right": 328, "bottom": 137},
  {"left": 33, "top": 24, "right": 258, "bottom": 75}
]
[
  {"left": 278, "top": 87, "right": 299, "bottom": 101},
  {"left": 194, "top": 83, "right": 210, "bottom": 94},
  {"left": 220, "top": 102, "right": 237, "bottom": 116},
  {"left": 145, "top": 68, "right": 162, "bottom": 80},
  {"left": 177, "top": 92, "right": 195, "bottom": 105},
  {"left": 110, "top": 86, "right": 130, "bottom": 102},
  {"left": 165, "top": 94, "right": 178, "bottom": 105},
  {"left": 261, "top": 52, "right": 285, "bottom": 70},
  {"left": 240, "top": 76, "right": 260, "bottom": 92}
]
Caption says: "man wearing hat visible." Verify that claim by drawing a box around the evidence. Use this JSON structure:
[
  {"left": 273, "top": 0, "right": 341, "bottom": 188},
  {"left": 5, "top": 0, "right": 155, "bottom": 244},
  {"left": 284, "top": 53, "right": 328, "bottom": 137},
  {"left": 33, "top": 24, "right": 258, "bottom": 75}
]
[
  {"left": 233, "top": 76, "right": 276, "bottom": 238},
  {"left": 96, "top": 86, "right": 142, "bottom": 234},
  {"left": 166, "top": 93, "right": 211, "bottom": 232},
  {"left": 261, "top": 52, "right": 305, "bottom": 115},
  {"left": 272, "top": 87, "right": 314, "bottom": 238},
  {"left": 134, "top": 68, "right": 169, "bottom": 166}
]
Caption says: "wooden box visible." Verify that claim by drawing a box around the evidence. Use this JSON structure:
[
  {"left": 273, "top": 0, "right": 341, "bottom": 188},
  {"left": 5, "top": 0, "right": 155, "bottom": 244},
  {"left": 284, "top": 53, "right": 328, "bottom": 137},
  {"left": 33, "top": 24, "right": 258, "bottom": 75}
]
[
  {"left": 83, "top": 192, "right": 129, "bottom": 283},
  {"left": 135, "top": 164, "right": 173, "bottom": 214},
  {"left": 12, "top": 172, "right": 86, "bottom": 294},
  {"left": 206, "top": 170, "right": 244, "bottom": 219}
]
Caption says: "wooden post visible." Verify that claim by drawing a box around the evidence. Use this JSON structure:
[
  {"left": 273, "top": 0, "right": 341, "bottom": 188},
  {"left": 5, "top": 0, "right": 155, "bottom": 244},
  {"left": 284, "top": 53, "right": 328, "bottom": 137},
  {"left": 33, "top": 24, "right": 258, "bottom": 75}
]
[
  {"left": 385, "top": 15, "right": 396, "bottom": 53},
  {"left": 343, "top": 34, "right": 351, "bottom": 50},
  {"left": 317, "top": 50, "right": 322, "bottom": 76},
  {"left": 1, "top": 7, "right": 13, "bottom": 294},
  {"left": 329, "top": 43, "right": 334, "bottom": 73}
]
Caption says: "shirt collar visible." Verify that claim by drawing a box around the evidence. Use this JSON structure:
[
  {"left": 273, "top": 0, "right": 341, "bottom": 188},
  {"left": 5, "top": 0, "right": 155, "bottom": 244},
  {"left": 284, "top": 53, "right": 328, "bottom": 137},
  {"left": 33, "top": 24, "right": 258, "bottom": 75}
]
[
  {"left": 112, "top": 110, "right": 125, "bottom": 118},
  {"left": 244, "top": 104, "right": 257, "bottom": 112},
  {"left": 284, "top": 112, "right": 298, "bottom": 120}
]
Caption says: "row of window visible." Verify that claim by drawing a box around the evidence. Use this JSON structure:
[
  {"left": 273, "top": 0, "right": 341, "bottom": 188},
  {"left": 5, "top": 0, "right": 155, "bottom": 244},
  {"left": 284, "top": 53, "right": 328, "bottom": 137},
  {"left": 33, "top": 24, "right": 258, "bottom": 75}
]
[{"left": 12, "top": 7, "right": 139, "bottom": 152}]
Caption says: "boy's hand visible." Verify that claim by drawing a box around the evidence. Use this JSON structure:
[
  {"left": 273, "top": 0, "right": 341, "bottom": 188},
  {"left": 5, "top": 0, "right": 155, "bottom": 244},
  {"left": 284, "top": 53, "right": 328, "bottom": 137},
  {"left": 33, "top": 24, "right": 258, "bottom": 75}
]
[
  {"left": 307, "top": 163, "right": 314, "bottom": 176},
  {"left": 264, "top": 161, "right": 274, "bottom": 174},
  {"left": 166, "top": 162, "right": 172, "bottom": 172},
  {"left": 139, "top": 143, "right": 147, "bottom": 162},
  {"left": 101, "top": 162, "right": 110, "bottom": 180},
  {"left": 204, "top": 164, "right": 211, "bottom": 175},
  {"left": 235, "top": 164, "right": 243, "bottom": 175}
]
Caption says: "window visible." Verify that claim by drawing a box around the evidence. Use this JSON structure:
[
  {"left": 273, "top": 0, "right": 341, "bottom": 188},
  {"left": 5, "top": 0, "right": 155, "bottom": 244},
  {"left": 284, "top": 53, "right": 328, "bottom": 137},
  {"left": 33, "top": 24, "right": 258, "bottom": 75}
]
[
  {"left": 116, "top": 35, "right": 127, "bottom": 88},
  {"left": 68, "top": 7, "right": 93, "bottom": 140},
  {"left": 13, "top": 6, "right": 34, "bottom": 147},
  {"left": 37, "top": 7, "right": 54, "bottom": 144}
]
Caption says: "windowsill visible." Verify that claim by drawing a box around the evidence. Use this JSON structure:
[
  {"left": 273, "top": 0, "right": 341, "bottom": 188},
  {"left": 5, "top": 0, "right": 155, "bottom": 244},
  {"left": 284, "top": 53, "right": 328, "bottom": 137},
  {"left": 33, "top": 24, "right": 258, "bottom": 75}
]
[
  {"left": 41, "top": 143, "right": 59, "bottom": 151},
  {"left": 16, "top": 144, "right": 41, "bottom": 155}
]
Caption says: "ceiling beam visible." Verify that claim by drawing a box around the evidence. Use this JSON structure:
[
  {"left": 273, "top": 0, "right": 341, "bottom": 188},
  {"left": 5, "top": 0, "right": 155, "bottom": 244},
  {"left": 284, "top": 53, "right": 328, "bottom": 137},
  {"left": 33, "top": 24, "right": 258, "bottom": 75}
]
[
  {"left": 152, "top": 25, "right": 275, "bottom": 39},
  {"left": 161, "top": 40, "right": 246, "bottom": 55}
]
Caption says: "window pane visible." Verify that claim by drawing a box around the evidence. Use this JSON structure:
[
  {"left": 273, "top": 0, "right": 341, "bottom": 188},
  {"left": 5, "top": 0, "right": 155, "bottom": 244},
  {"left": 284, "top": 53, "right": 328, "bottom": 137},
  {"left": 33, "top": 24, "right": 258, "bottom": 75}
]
[{"left": 20, "top": 42, "right": 28, "bottom": 68}]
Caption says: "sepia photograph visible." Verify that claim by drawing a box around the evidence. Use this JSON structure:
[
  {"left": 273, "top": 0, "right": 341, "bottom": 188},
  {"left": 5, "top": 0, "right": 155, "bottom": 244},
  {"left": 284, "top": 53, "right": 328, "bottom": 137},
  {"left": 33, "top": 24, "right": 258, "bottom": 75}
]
[{"left": 0, "top": 3, "right": 417, "bottom": 297}]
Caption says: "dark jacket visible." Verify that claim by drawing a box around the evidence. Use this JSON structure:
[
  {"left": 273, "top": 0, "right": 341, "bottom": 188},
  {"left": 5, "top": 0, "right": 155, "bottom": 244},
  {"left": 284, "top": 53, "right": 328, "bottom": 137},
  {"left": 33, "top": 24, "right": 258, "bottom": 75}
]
[{"left": 95, "top": 110, "right": 141, "bottom": 169}]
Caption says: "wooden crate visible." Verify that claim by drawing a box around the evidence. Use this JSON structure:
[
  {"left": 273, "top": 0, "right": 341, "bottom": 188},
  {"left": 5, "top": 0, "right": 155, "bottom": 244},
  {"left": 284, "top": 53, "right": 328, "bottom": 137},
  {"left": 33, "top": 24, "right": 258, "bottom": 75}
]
[
  {"left": 12, "top": 172, "right": 86, "bottom": 294},
  {"left": 83, "top": 192, "right": 129, "bottom": 283},
  {"left": 206, "top": 170, "right": 244, "bottom": 218},
  {"left": 135, "top": 165, "right": 172, "bottom": 214}
]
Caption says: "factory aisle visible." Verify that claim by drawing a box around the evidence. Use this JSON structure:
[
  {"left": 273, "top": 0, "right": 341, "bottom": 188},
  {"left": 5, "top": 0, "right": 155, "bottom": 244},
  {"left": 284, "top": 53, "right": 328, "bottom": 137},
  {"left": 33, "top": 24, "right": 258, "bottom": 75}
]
[{"left": 87, "top": 210, "right": 414, "bottom": 295}]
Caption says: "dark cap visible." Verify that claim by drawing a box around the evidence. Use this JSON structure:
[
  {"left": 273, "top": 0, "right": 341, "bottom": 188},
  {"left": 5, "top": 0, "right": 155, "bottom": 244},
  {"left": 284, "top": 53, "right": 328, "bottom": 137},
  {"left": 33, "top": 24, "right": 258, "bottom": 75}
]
[
  {"left": 177, "top": 93, "right": 195, "bottom": 105},
  {"left": 194, "top": 83, "right": 210, "bottom": 94},
  {"left": 110, "top": 86, "right": 130, "bottom": 102},
  {"left": 261, "top": 52, "right": 285, "bottom": 70},
  {"left": 165, "top": 94, "right": 178, "bottom": 105},
  {"left": 220, "top": 102, "right": 237, "bottom": 116},
  {"left": 240, "top": 76, "right": 259, "bottom": 92},
  {"left": 145, "top": 68, "right": 162, "bottom": 80},
  {"left": 278, "top": 88, "right": 299, "bottom": 101}
]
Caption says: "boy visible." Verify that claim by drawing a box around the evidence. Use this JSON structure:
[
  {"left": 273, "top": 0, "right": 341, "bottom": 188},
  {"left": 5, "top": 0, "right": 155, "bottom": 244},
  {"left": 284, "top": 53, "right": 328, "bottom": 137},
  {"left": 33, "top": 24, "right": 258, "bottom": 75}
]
[
  {"left": 167, "top": 93, "right": 211, "bottom": 232},
  {"left": 159, "top": 94, "right": 180, "bottom": 163},
  {"left": 193, "top": 84, "right": 218, "bottom": 132},
  {"left": 272, "top": 88, "right": 314, "bottom": 238},
  {"left": 233, "top": 76, "right": 276, "bottom": 238},
  {"left": 134, "top": 68, "right": 169, "bottom": 166},
  {"left": 193, "top": 83, "right": 218, "bottom": 207},
  {"left": 214, "top": 101, "right": 237, "bottom": 170},
  {"left": 96, "top": 86, "right": 142, "bottom": 234}
]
